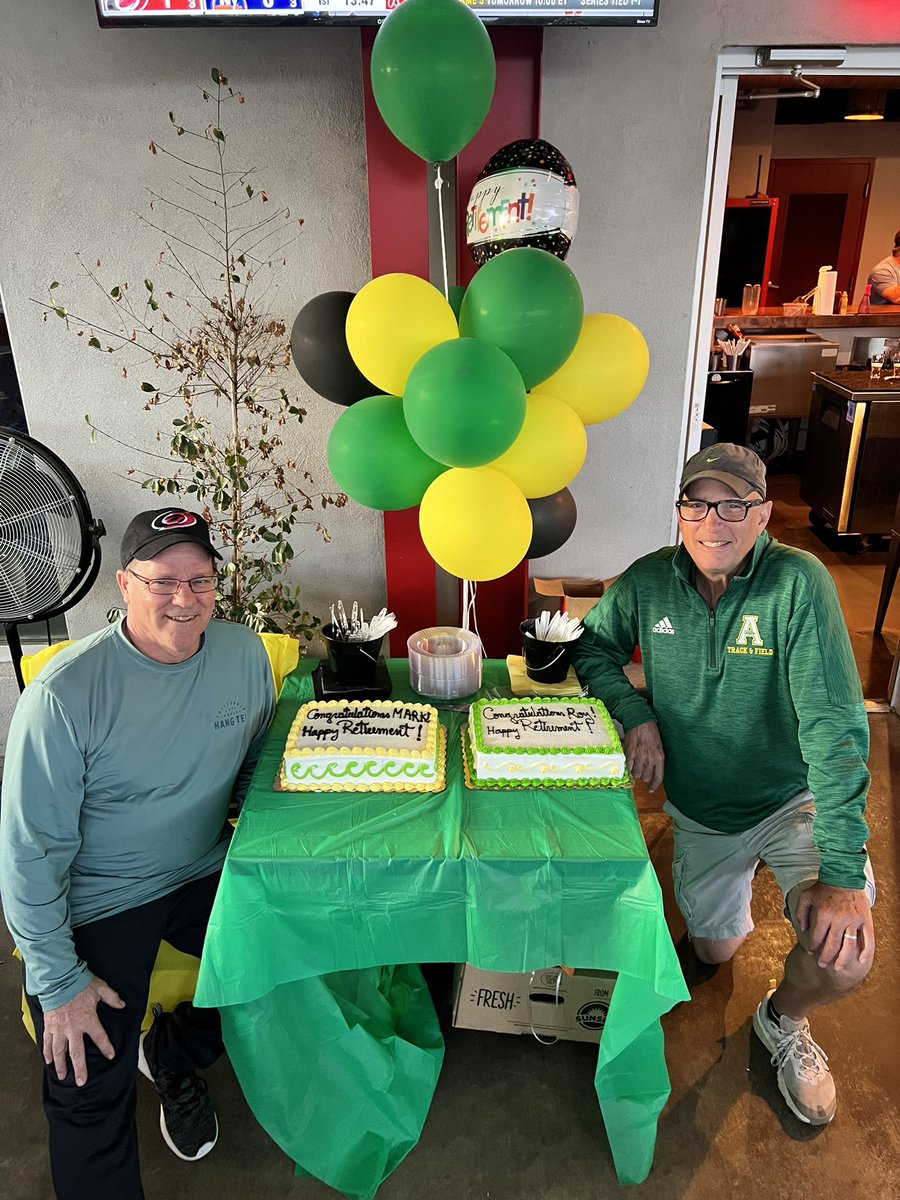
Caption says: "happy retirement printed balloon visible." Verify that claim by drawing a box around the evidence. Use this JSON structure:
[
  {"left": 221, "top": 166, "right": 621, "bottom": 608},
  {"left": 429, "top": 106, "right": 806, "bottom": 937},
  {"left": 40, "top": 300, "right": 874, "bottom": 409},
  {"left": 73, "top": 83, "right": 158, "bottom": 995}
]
[
  {"left": 466, "top": 139, "right": 579, "bottom": 267},
  {"left": 370, "top": 0, "right": 496, "bottom": 163}
]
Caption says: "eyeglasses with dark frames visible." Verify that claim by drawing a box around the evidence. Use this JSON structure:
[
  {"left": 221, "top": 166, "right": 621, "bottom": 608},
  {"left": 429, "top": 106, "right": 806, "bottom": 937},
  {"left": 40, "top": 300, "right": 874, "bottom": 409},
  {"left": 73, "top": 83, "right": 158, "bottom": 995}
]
[
  {"left": 126, "top": 568, "right": 218, "bottom": 595},
  {"left": 675, "top": 498, "right": 765, "bottom": 523}
]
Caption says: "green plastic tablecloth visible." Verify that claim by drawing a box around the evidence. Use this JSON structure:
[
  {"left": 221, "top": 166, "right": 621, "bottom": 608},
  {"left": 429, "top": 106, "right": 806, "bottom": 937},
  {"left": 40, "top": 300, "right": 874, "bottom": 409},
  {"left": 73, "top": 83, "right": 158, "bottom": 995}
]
[{"left": 195, "top": 660, "right": 689, "bottom": 1198}]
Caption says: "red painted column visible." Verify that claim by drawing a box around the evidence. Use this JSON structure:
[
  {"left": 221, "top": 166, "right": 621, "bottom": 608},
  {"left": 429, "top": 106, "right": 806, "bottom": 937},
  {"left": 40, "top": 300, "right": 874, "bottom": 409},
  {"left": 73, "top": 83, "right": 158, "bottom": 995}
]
[{"left": 362, "top": 26, "right": 542, "bottom": 658}]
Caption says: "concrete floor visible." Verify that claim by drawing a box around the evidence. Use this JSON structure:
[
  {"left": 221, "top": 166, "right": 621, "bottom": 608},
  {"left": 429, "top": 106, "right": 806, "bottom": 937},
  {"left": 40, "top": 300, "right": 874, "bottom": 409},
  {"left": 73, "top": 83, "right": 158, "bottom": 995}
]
[{"left": 1, "top": 474, "right": 898, "bottom": 1200}]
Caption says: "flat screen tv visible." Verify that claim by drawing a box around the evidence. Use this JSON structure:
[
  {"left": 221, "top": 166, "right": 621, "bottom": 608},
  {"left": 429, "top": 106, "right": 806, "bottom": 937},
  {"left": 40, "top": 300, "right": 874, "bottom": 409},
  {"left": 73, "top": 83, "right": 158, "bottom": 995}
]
[{"left": 96, "top": 0, "right": 659, "bottom": 29}]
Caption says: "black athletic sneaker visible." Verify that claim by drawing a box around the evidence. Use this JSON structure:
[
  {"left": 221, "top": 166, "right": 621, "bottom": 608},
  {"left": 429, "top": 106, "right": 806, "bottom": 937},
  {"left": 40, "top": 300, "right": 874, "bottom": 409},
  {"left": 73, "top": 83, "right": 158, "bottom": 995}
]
[{"left": 138, "top": 1003, "right": 219, "bottom": 1161}]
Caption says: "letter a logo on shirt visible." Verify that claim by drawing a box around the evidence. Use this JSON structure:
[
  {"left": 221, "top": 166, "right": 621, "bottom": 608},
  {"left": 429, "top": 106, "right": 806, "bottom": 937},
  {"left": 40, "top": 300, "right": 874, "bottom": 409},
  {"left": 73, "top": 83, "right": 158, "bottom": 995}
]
[{"left": 735, "top": 614, "right": 764, "bottom": 647}]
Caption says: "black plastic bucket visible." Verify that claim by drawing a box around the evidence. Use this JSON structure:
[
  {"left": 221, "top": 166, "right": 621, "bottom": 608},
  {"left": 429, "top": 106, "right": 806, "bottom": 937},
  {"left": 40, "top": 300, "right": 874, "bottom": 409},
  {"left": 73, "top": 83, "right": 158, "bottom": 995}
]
[
  {"left": 322, "top": 623, "right": 384, "bottom": 686},
  {"left": 520, "top": 619, "right": 574, "bottom": 684}
]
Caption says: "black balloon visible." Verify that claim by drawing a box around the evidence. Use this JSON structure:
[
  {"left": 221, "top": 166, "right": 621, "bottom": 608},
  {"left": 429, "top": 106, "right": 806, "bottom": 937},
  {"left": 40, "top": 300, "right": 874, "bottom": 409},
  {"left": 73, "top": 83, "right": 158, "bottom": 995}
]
[
  {"left": 526, "top": 488, "right": 577, "bottom": 559},
  {"left": 466, "top": 139, "right": 579, "bottom": 267},
  {"left": 290, "top": 291, "right": 383, "bottom": 408}
]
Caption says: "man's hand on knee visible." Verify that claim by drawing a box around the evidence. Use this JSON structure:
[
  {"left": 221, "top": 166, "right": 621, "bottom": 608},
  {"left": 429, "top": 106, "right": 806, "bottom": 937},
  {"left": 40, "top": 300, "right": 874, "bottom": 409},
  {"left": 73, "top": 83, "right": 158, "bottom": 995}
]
[
  {"left": 793, "top": 882, "right": 875, "bottom": 972},
  {"left": 42, "top": 976, "right": 126, "bottom": 1087}
]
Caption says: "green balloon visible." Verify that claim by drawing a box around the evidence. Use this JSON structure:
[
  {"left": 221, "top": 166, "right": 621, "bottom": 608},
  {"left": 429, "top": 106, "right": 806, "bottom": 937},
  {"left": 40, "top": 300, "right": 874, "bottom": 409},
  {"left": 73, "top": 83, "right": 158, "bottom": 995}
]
[
  {"left": 327, "top": 394, "right": 446, "bottom": 511},
  {"left": 403, "top": 338, "right": 526, "bottom": 468},
  {"left": 459, "top": 248, "right": 585, "bottom": 389},
  {"left": 370, "top": 0, "right": 496, "bottom": 163},
  {"left": 447, "top": 284, "right": 467, "bottom": 324}
]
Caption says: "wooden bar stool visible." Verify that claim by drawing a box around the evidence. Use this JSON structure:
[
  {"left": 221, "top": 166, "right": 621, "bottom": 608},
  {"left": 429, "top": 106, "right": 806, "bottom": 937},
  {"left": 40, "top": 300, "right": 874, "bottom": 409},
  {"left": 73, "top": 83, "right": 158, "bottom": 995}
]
[{"left": 874, "top": 490, "right": 900, "bottom": 636}]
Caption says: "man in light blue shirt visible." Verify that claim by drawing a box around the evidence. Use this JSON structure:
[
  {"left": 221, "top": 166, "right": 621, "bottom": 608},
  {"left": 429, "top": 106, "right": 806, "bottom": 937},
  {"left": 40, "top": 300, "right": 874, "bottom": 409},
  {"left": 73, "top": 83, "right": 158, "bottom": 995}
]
[
  {"left": 866, "top": 230, "right": 900, "bottom": 305},
  {"left": 1, "top": 508, "right": 275, "bottom": 1199}
]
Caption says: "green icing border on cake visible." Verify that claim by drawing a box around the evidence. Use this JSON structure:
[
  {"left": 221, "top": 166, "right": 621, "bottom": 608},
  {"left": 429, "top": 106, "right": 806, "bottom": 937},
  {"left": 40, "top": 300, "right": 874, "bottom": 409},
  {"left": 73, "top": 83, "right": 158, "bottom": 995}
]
[
  {"left": 470, "top": 696, "right": 625, "bottom": 760},
  {"left": 460, "top": 729, "right": 632, "bottom": 791},
  {"left": 285, "top": 758, "right": 434, "bottom": 782}
]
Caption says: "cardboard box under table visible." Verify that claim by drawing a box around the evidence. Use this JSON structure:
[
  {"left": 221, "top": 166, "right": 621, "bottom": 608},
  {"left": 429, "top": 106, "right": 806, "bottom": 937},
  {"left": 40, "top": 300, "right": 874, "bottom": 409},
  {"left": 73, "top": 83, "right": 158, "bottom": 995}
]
[
  {"left": 453, "top": 964, "right": 617, "bottom": 1043},
  {"left": 194, "top": 659, "right": 688, "bottom": 1198}
]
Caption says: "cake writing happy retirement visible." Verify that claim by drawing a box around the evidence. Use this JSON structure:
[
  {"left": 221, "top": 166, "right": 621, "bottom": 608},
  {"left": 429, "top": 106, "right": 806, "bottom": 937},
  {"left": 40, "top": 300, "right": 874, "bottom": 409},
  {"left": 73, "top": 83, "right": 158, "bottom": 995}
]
[
  {"left": 281, "top": 699, "right": 444, "bottom": 792},
  {"left": 466, "top": 697, "right": 627, "bottom": 786}
]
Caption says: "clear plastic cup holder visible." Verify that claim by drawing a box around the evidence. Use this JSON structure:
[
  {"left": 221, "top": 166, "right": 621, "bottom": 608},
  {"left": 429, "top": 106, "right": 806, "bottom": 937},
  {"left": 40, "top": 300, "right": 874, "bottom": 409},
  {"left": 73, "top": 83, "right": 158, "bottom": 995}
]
[{"left": 408, "top": 626, "right": 482, "bottom": 699}]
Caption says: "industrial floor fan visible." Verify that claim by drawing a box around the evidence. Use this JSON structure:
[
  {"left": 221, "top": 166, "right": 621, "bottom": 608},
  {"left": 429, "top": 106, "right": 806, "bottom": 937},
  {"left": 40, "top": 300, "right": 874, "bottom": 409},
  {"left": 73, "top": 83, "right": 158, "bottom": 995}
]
[{"left": 0, "top": 426, "right": 105, "bottom": 690}]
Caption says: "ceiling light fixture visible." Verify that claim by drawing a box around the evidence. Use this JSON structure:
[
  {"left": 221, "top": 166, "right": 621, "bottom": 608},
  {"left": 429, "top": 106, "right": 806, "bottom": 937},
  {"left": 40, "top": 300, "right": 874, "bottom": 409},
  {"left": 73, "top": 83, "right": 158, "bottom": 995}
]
[{"left": 845, "top": 89, "right": 887, "bottom": 121}]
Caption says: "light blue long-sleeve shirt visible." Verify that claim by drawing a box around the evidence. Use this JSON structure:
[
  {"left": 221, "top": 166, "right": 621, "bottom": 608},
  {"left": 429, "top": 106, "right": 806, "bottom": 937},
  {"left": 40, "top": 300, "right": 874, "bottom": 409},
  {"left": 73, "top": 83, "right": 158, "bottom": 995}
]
[{"left": 0, "top": 618, "right": 275, "bottom": 1010}]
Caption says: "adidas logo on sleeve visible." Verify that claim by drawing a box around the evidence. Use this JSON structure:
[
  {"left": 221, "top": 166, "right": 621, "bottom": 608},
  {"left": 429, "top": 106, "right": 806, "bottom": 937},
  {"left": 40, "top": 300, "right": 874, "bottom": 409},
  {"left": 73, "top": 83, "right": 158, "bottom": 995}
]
[{"left": 652, "top": 616, "right": 675, "bottom": 635}]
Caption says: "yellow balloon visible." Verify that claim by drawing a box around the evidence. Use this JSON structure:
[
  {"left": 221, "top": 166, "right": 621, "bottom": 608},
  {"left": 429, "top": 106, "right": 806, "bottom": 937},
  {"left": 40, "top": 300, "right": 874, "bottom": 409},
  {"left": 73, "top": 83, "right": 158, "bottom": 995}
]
[
  {"left": 419, "top": 467, "right": 532, "bottom": 582},
  {"left": 491, "top": 393, "right": 587, "bottom": 498},
  {"left": 533, "top": 313, "right": 649, "bottom": 425},
  {"left": 346, "top": 274, "right": 459, "bottom": 396}
]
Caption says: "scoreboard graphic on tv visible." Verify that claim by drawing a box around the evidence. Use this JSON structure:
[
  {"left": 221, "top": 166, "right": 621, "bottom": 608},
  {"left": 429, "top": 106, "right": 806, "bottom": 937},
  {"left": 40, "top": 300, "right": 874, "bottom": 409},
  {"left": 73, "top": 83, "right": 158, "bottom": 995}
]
[{"left": 97, "top": 0, "right": 658, "bottom": 24}]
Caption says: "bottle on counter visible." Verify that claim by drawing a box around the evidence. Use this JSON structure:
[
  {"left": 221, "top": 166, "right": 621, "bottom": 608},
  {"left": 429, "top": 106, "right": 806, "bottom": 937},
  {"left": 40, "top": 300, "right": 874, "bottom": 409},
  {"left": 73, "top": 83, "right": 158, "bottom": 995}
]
[
  {"left": 858, "top": 285, "right": 872, "bottom": 315},
  {"left": 839, "top": 290, "right": 848, "bottom": 315}
]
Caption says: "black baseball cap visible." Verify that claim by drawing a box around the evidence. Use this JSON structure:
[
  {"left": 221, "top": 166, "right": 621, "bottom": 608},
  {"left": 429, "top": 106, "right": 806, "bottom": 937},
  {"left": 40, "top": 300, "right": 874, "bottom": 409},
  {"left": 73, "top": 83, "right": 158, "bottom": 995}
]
[
  {"left": 120, "top": 508, "right": 222, "bottom": 568},
  {"left": 680, "top": 443, "right": 767, "bottom": 500}
]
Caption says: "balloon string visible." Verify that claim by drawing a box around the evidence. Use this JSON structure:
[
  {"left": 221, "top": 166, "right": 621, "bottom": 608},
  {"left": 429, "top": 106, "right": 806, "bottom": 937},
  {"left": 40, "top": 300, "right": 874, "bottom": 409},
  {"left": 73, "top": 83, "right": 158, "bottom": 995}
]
[
  {"left": 462, "top": 579, "right": 483, "bottom": 654},
  {"left": 433, "top": 162, "right": 450, "bottom": 301}
]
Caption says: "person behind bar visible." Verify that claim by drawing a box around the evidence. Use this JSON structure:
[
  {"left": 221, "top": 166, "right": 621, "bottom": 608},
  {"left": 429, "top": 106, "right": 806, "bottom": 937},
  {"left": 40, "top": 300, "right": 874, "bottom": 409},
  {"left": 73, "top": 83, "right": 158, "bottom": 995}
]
[
  {"left": 0, "top": 508, "right": 275, "bottom": 1200},
  {"left": 572, "top": 443, "right": 875, "bottom": 1129},
  {"left": 866, "top": 229, "right": 900, "bottom": 305}
]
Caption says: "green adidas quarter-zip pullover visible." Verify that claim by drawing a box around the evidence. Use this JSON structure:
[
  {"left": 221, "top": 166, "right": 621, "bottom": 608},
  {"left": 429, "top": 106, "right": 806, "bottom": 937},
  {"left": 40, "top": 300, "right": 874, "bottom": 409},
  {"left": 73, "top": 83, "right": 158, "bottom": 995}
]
[{"left": 572, "top": 533, "right": 870, "bottom": 890}]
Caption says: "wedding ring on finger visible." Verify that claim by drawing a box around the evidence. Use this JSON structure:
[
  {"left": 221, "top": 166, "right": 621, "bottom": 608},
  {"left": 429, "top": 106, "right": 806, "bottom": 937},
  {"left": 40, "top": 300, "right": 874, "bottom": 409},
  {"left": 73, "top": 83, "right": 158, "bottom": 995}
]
[{"left": 843, "top": 933, "right": 858, "bottom": 941}]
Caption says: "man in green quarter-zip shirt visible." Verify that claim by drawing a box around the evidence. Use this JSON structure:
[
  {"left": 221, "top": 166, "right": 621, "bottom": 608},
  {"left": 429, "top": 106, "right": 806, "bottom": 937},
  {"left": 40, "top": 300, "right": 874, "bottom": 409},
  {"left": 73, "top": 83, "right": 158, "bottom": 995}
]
[{"left": 573, "top": 443, "right": 875, "bottom": 1131}]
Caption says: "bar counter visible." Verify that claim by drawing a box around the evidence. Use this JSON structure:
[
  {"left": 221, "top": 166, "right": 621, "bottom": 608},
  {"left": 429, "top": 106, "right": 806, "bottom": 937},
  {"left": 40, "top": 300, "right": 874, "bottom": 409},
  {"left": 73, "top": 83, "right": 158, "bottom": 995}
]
[{"left": 713, "top": 307, "right": 900, "bottom": 332}]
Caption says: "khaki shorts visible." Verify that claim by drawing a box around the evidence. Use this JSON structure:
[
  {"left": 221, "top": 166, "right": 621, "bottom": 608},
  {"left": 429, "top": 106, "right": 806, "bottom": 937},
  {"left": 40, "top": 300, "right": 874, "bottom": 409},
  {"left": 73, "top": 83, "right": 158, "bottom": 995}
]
[{"left": 664, "top": 791, "right": 876, "bottom": 941}]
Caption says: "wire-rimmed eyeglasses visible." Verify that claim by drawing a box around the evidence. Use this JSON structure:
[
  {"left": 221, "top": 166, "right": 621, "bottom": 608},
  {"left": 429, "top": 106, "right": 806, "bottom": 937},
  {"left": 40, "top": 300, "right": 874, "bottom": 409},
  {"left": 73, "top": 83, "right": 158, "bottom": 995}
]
[
  {"left": 126, "top": 568, "right": 218, "bottom": 595},
  {"left": 675, "top": 499, "right": 765, "bottom": 523}
]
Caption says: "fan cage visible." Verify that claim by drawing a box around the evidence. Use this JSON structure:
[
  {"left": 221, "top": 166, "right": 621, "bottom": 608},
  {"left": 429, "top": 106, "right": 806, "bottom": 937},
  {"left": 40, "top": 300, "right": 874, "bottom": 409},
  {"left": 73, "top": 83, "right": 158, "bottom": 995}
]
[{"left": 0, "top": 431, "right": 94, "bottom": 623}]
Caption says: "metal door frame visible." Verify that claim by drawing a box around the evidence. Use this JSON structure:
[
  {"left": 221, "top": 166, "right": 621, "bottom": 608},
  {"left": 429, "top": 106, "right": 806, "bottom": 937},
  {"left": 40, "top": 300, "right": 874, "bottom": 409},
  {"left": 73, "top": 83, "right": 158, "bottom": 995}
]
[{"left": 679, "top": 45, "right": 900, "bottom": 549}]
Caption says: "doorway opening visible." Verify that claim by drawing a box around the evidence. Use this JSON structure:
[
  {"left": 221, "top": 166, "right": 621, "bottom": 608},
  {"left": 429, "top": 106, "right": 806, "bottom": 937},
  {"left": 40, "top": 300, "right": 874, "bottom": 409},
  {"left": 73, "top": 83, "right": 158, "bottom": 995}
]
[{"left": 686, "top": 46, "right": 900, "bottom": 704}]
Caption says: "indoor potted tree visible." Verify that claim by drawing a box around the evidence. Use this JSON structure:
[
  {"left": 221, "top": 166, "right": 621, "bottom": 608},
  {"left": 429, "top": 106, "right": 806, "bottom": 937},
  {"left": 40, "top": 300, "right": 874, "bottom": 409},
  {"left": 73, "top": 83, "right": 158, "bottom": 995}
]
[{"left": 40, "top": 68, "right": 346, "bottom": 640}]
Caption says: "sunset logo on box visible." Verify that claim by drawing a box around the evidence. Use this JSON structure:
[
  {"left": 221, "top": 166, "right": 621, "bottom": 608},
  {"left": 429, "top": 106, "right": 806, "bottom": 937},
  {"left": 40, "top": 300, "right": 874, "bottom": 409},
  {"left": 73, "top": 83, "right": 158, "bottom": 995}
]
[{"left": 576, "top": 1001, "right": 609, "bottom": 1031}]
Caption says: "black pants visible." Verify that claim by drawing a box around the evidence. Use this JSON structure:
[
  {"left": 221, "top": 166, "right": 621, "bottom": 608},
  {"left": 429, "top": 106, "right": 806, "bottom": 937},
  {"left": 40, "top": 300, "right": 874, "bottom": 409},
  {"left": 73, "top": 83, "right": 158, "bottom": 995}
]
[{"left": 25, "top": 872, "right": 224, "bottom": 1200}]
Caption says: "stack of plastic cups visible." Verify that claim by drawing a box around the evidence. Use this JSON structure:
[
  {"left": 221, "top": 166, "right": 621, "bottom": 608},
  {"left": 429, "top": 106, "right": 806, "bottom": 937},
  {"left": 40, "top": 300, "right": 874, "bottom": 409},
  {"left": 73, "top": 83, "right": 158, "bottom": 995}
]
[{"left": 408, "top": 627, "right": 482, "bottom": 700}]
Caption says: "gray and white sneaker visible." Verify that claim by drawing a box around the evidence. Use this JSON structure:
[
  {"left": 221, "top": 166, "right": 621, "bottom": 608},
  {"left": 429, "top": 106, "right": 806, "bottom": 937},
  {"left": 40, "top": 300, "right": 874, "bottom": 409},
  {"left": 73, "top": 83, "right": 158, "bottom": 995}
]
[{"left": 753, "top": 989, "right": 836, "bottom": 1126}]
